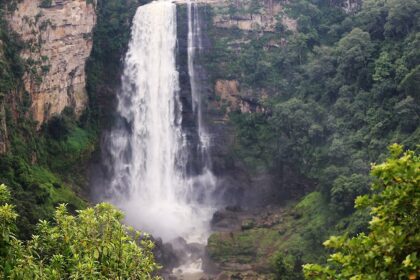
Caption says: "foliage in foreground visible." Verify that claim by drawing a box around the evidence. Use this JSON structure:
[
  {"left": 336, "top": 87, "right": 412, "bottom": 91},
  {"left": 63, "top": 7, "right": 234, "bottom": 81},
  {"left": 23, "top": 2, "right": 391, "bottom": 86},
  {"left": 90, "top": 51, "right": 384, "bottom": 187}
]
[
  {"left": 0, "top": 184, "right": 159, "bottom": 279},
  {"left": 304, "top": 145, "right": 420, "bottom": 279}
]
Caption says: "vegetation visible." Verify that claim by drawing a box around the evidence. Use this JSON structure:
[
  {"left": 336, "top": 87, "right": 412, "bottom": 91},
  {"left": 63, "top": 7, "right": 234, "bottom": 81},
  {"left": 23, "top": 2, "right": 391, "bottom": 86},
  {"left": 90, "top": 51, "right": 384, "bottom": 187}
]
[
  {"left": 304, "top": 145, "right": 419, "bottom": 279},
  {"left": 0, "top": 104, "right": 96, "bottom": 238},
  {"left": 39, "top": 0, "right": 52, "bottom": 9},
  {"left": 0, "top": 0, "right": 419, "bottom": 278},
  {"left": 0, "top": 2, "right": 164, "bottom": 276},
  {"left": 0, "top": 4, "right": 24, "bottom": 96},
  {"left": 0, "top": 0, "right": 153, "bottom": 246},
  {"left": 0, "top": 184, "right": 160, "bottom": 279},
  {"left": 212, "top": 0, "right": 420, "bottom": 182},
  {"left": 204, "top": 0, "right": 419, "bottom": 277},
  {"left": 207, "top": 191, "right": 363, "bottom": 279},
  {"left": 0, "top": 1, "right": 96, "bottom": 239}
]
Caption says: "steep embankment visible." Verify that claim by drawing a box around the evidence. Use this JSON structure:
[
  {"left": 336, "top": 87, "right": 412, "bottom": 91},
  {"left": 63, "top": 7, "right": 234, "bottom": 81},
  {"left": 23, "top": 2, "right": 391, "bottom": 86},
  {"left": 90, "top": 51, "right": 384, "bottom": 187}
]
[
  {"left": 197, "top": 0, "right": 419, "bottom": 279},
  {"left": 0, "top": 0, "right": 97, "bottom": 238},
  {"left": 0, "top": 0, "right": 155, "bottom": 243},
  {"left": 7, "top": 0, "right": 96, "bottom": 126},
  {"left": 198, "top": 0, "right": 309, "bottom": 209}
]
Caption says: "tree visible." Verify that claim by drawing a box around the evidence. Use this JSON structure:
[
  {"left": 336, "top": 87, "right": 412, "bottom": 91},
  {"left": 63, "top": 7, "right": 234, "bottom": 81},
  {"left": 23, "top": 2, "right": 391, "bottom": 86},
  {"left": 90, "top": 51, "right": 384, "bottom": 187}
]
[
  {"left": 303, "top": 144, "right": 420, "bottom": 279},
  {"left": 0, "top": 184, "right": 160, "bottom": 279},
  {"left": 289, "top": 33, "right": 310, "bottom": 65},
  {"left": 248, "top": 0, "right": 262, "bottom": 20},
  {"left": 228, "top": 2, "right": 238, "bottom": 19},
  {"left": 273, "top": 252, "right": 304, "bottom": 280},
  {"left": 356, "top": 0, "right": 387, "bottom": 40},
  {"left": 373, "top": 51, "right": 393, "bottom": 82},
  {"left": 399, "top": 65, "right": 420, "bottom": 99},
  {"left": 270, "top": 98, "right": 325, "bottom": 169},
  {"left": 336, "top": 28, "right": 373, "bottom": 84},
  {"left": 384, "top": 0, "right": 420, "bottom": 38},
  {"left": 330, "top": 174, "right": 370, "bottom": 214},
  {"left": 0, "top": 184, "right": 20, "bottom": 279}
]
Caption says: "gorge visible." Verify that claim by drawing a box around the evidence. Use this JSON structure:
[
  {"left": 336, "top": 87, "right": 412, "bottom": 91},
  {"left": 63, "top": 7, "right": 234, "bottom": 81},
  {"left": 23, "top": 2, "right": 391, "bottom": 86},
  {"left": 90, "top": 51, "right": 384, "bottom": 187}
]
[{"left": 0, "top": 0, "right": 419, "bottom": 279}]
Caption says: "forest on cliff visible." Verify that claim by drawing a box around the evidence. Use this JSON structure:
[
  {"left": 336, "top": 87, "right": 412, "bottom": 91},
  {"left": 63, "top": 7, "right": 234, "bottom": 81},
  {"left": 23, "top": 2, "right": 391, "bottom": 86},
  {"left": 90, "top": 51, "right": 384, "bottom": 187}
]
[{"left": 204, "top": 0, "right": 419, "bottom": 278}]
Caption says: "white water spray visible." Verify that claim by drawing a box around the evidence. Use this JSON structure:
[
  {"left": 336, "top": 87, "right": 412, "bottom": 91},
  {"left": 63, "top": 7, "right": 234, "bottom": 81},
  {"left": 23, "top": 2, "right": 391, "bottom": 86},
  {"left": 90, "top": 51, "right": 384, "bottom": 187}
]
[{"left": 103, "top": 0, "right": 216, "bottom": 245}]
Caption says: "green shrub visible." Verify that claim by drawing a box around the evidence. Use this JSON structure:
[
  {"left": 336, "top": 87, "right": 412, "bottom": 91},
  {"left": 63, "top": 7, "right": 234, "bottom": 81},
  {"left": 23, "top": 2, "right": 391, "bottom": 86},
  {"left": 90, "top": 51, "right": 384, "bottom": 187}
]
[
  {"left": 304, "top": 145, "right": 420, "bottom": 279},
  {"left": 0, "top": 184, "right": 160, "bottom": 279}
]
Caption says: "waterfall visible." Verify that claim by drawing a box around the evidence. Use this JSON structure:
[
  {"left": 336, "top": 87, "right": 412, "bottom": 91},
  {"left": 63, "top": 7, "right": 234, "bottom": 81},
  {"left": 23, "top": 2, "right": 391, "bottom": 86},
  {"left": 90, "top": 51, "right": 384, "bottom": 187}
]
[
  {"left": 102, "top": 0, "right": 216, "bottom": 245},
  {"left": 188, "top": 0, "right": 208, "bottom": 154}
]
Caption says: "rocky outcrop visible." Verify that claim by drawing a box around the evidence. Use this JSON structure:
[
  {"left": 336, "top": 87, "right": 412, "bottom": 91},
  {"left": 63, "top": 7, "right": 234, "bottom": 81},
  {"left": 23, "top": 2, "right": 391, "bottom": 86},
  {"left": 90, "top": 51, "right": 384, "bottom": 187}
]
[
  {"left": 341, "top": 0, "right": 362, "bottom": 13},
  {"left": 176, "top": 0, "right": 297, "bottom": 32},
  {"left": 214, "top": 80, "right": 265, "bottom": 116},
  {"left": 213, "top": 1, "right": 297, "bottom": 32},
  {"left": 7, "top": 0, "right": 96, "bottom": 127}
]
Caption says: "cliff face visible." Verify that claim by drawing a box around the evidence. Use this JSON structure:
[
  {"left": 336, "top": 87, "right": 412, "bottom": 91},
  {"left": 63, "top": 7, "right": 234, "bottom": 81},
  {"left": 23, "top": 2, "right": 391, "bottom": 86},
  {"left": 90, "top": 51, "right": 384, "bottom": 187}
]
[
  {"left": 7, "top": 0, "right": 96, "bottom": 127},
  {"left": 341, "top": 0, "right": 362, "bottom": 13},
  {"left": 213, "top": 1, "right": 297, "bottom": 32}
]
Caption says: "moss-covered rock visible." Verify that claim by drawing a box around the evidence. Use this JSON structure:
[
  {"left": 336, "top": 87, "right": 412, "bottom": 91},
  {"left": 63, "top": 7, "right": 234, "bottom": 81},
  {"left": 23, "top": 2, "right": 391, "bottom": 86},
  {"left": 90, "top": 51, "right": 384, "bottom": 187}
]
[{"left": 206, "top": 192, "right": 352, "bottom": 278}]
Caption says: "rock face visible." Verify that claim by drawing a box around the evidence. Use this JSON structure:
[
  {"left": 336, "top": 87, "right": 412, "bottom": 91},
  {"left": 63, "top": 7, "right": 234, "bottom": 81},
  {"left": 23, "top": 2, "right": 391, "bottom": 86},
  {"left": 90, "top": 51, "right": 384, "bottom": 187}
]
[
  {"left": 7, "top": 0, "right": 96, "bottom": 127},
  {"left": 341, "top": 0, "right": 362, "bottom": 13},
  {"left": 213, "top": 1, "right": 297, "bottom": 32},
  {"left": 214, "top": 80, "right": 265, "bottom": 116}
]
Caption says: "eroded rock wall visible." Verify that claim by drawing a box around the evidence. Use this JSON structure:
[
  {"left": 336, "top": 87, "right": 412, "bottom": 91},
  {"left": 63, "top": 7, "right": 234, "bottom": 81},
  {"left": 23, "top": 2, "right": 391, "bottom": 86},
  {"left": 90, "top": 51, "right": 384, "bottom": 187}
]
[
  {"left": 7, "top": 0, "right": 96, "bottom": 127},
  {"left": 212, "top": 1, "right": 297, "bottom": 32},
  {"left": 341, "top": 0, "right": 362, "bottom": 13}
]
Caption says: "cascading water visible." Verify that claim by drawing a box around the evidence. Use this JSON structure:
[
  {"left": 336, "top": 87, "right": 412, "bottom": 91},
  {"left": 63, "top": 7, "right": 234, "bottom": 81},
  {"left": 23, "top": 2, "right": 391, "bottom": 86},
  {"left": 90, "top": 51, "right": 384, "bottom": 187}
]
[
  {"left": 188, "top": 0, "right": 209, "bottom": 158},
  {"left": 102, "top": 0, "right": 216, "bottom": 248}
]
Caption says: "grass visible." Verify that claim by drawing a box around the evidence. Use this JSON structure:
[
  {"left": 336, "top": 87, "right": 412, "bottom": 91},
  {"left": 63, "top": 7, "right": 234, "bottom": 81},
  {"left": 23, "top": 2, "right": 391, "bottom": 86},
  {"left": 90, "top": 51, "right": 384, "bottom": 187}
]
[
  {"left": 64, "top": 127, "right": 94, "bottom": 154},
  {"left": 295, "top": 192, "right": 330, "bottom": 229},
  {"left": 23, "top": 165, "right": 87, "bottom": 211}
]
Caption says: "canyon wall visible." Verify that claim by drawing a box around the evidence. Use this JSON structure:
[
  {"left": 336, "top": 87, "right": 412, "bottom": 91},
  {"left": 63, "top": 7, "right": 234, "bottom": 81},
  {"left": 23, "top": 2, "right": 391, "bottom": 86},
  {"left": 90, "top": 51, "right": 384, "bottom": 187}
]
[{"left": 7, "top": 0, "right": 96, "bottom": 127}]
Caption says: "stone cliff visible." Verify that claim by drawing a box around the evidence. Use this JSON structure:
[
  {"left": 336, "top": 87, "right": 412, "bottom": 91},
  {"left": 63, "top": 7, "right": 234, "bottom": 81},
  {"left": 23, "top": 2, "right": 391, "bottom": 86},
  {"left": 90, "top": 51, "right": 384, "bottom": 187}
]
[
  {"left": 212, "top": 1, "right": 297, "bottom": 32},
  {"left": 7, "top": 0, "right": 96, "bottom": 127}
]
